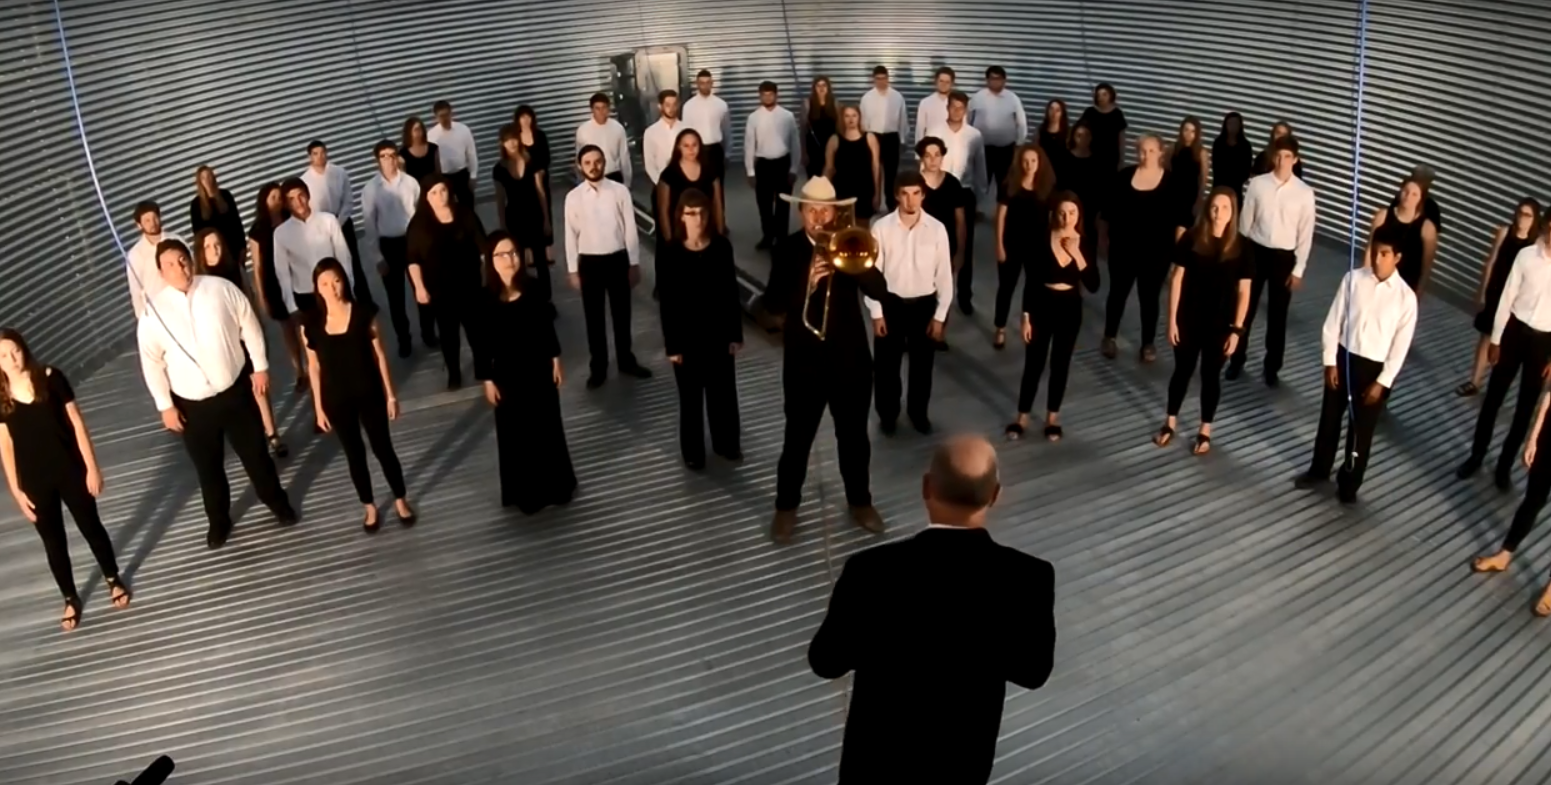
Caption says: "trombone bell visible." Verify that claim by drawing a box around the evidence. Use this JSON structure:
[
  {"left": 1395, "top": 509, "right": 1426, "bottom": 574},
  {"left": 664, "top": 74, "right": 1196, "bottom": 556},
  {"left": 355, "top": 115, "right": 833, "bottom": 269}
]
[{"left": 801, "top": 210, "right": 879, "bottom": 341}]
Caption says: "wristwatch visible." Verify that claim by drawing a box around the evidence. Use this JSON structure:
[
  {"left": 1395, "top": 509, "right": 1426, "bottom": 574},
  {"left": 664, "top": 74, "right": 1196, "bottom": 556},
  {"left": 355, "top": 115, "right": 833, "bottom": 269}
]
[{"left": 1229, "top": 324, "right": 1246, "bottom": 336}]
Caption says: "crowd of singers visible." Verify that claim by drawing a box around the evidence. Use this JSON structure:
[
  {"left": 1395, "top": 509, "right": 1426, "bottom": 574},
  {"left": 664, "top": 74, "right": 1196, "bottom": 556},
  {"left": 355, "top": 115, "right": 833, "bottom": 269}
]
[{"left": 8, "top": 62, "right": 1551, "bottom": 634}]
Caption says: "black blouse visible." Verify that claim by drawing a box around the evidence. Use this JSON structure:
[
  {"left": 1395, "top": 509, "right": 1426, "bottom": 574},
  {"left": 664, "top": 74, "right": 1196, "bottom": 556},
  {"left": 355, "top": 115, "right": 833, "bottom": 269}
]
[
  {"left": 305, "top": 301, "right": 384, "bottom": 405},
  {"left": 922, "top": 173, "right": 966, "bottom": 257},
  {"left": 1170, "top": 147, "right": 1203, "bottom": 219},
  {"left": 1078, "top": 106, "right": 1128, "bottom": 170},
  {"left": 401, "top": 142, "right": 441, "bottom": 185},
  {"left": 1057, "top": 152, "right": 1106, "bottom": 219},
  {"left": 1176, "top": 236, "right": 1255, "bottom": 334},
  {"left": 190, "top": 189, "right": 248, "bottom": 263},
  {"left": 473, "top": 289, "right": 560, "bottom": 384},
  {"left": 1106, "top": 167, "right": 1184, "bottom": 258},
  {"left": 1022, "top": 235, "right": 1100, "bottom": 312},
  {"left": 1211, "top": 136, "right": 1255, "bottom": 194},
  {"left": 0, "top": 368, "right": 83, "bottom": 487},
  {"left": 406, "top": 207, "right": 487, "bottom": 297},
  {"left": 659, "top": 235, "right": 744, "bottom": 356},
  {"left": 997, "top": 188, "right": 1049, "bottom": 257}
]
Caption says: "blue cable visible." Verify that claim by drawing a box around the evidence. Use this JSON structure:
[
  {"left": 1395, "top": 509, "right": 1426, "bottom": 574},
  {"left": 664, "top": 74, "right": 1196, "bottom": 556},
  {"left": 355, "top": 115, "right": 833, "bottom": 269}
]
[
  {"left": 774, "top": 0, "right": 803, "bottom": 101},
  {"left": 1342, "top": 0, "right": 1371, "bottom": 467}
]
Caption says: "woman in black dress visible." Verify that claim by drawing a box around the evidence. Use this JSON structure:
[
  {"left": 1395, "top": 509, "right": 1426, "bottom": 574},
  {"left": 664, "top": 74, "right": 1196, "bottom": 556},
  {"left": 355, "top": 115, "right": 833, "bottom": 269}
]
[
  {"left": 1103, "top": 134, "right": 1186, "bottom": 364},
  {"left": 1364, "top": 177, "right": 1438, "bottom": 296},
  {"left": 399, "top": 116, "right": 441, "bottom": 186},
  {"left": 248, "top": 182, "right": 307, "bottom": 392},
  {"left": 493, "top": 123, "right": 554, "bottom": 301},
  {"left": 196, "top": 227, "right": 286, "bottom": 456},
  {"left": 993, "top": 144, "right": 1055, "bottom": 349},
  {"left": 408, "top": 175, "right": 487, "bottom": 389},
  {"left": 656, "top": 128, "right": 726, "bottom": 242},
  {"left": 1211, "top": 112, "right": 1255, "bottom": 201},
  {"left": 824, "top": 104, "right": 882, "bottom": 221},
  {"left": 514, "top": 105, "right": 554, "bottom": 216},
  {"left": 1154, "top": 187, "right": 1254, "bottom": 455},
  {"left": 802, "top": 76, "right": 839, "bottom": 179},
  {"left": 190, "top": 166, "right": 247, "bottom": 267},
  {"left": 1004, "top": 192, "right": 1100, "bottom": 443},
  {"left": 658, "top": 189, "right": 743, "bottom": 469},
  {"left": 1038, "top": 99, "right": 1070, "bottom": 177},
  {"left": 475, "top": 231, "right": 576, "bottom": 514},
  {"left": 1078, "top": 83, "right": 1128, "bottom": 174},
  {"left": 304, "top": 259, "right": 414, "bottom": 532},
  {"left": 1169, "top": 116, "right": 1208, "bottom": 219},
  {"left": 0, "top": 329, "right": 129, "bottom": 631},
  {"left": 1460, "top": 198, "right": 1543, "bottom": 396}
]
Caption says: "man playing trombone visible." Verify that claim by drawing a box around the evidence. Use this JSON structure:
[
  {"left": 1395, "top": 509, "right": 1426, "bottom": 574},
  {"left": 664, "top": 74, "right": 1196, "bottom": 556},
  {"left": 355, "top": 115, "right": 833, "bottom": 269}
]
[{"left": 760, "top": 177, "right": 891, "bottom": 544}]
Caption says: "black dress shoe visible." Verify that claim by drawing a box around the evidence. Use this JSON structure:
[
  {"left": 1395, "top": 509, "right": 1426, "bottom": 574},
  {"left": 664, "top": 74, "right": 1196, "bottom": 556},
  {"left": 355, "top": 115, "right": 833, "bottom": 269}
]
[
  {"left": 879, "top": 419, "right": 898, "bottom": 436},
  {"left": 423, "top": 335, "right": 441, "bottom": 350},
  {"left": 685, "top": 458, "right": 706, "bottom": 471},
  {"left": 1225, "top": 361, "right": 1244, "bottom": 381},
  {"left": 1264, "top": 370, "right": 1279, "bottom": 388},
  {"left": 958, "top": 300, "right": 975, "bottom": 317},
  {"left": 1456, "top": 457, "right": 1482, "bottom": 479},
  {"left": 447, "top": 375, "right": 463, "bottom": 391},
  {"left": 1338, "top": 486, "right": 1359, "bottom": 505},
  {"left": 717, "top": 449, "right": 744, "bottom": 462},
  {"left": 397, "top": 343, "right": 412, "bottom": 359},
  {"left": 910, "top": 416, "right": 933, "bottom": 435},
  {"left": 1293, "top": 472, "right": 1328, "bottom": 490},
  {"left": 275, "top": 508, "right": 299, "bottom": 527},
  {"left": 1496, "top": 466, "right": 1514, "bottom": 490},
  {"left": 586, "top": 374, "right": 606, "bottom": 389},
  {"left": 755, "top": 238, "right": 773, "bottom": 251},
  {"left": 620, "top": 364, "right": 653, "bottom": 379},
  {"left": 207, "top": 525, "right": 231, "bottom": 549}
]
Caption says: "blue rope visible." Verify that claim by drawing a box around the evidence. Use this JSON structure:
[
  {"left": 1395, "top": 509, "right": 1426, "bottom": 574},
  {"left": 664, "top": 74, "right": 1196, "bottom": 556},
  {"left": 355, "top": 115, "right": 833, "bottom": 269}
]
[
  {"left": 774, "top": 0, "right": 803, "bottom": 100},
  {"left": 1342, "top": 0, "right": 1372, "bottom": 465}
]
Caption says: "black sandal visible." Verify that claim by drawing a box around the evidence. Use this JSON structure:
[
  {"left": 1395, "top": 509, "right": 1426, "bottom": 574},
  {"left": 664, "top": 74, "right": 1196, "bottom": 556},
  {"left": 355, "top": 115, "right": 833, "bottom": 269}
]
[
  {"left": 1192, "top": 434, "right": 1212, "bottom": 455},
  {"left": 1045, "top": 424, "right": 1064, "bottom": 442},
  {"left": 1004, "top": 422, "right": 1026, "bottom": 441},
  {"left": 363, "top": 507, "right": 381, "bottom": 535},
  {"left": 1154, "top": 425, "right": 1174, "bottom": 447},
  {"left": 61, "top": 595, "right": 82, "bottom": 631},
  {"left": 105, "top": 576, "right": 132, "bottom": 609},
  {"left": 1455, "top": 382, "right": 1481, "bottom": 397},
  {"left": 268, "top": 434, "right": 289, "bottom": 459}
]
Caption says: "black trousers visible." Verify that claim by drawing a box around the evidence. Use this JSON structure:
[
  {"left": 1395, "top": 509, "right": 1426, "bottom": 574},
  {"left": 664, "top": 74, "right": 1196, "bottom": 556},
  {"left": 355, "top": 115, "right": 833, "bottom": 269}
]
[
  {"left": 434, "top": 288, "right": 479, "bottom": 384},
  {"left": 339, "top": 218, "right": 374, "bottom": 305},
  {"left": 775, "top": 361, "right": 873, "bottom": 511},
  {"left": 1018, "top": 289, "right": 1082, "bottom": 413},
  {"left": 673, "top": 350, "right": 740, "bottom": 464},
  {"left": 1470, "top": 317, "right": 1551, "bottom": 472},
  {"left": 379, "top": 235, "right": 436, "bottom": 348},
  {"left": 1505, "top": 424, "right": 1551, "bottom": 553},
  {"left": 874, "top": 295, "right": 938, "bottom": 424},
  {"left": 1104, "top": 247, "right": 1170, "bottom": 345},
  {"left": 754, "top": 156, "right": 793, "bottom": 242},
  {"left": 579, "top": 251, "right": 637, "bottom": 375},
  {"left": 986, "top": 144, "right": 1015, "bottom": 189},
  {"left": 27, "top": 468, "right": 120, "bottom": 600},
  {"left": 175, "top": 377, "right": 293, "bottom": 532},
  {"left": 876, "top": 133, "right": 901, "bottom": 210},
  {"left": 1232, "top": 241, "right": 1297, "bottom": 373},
  {"left": 446, "top": 169, "right": 475, "bottom": 207},
  {"left": 956, "top": 187, "right": 979, "bottom": 307},
  {"left": 1308, "top": 348, "right": 1385, "bottom": 492},
  {"left": 325, "top": 392, "right": 407, "bottom": 504},
  {"left": 1168, "top": 332, "right": 1228, "bottom": 422},
  {"left": 994, "top": 254, "right": 1028, "bottom": 329}
]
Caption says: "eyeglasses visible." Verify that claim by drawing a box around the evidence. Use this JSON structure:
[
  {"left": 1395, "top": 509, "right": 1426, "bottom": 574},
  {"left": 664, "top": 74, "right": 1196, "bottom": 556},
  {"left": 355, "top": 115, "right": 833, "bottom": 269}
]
[{"left": 492, "top": 250, "right": 519, "bottom": 260}]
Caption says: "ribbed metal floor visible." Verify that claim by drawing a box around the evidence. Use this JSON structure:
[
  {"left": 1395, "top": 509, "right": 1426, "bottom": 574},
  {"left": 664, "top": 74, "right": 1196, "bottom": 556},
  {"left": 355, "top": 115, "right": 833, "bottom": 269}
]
[{"left": 3, "top": 187, "right": 1550, "bottom": 784}]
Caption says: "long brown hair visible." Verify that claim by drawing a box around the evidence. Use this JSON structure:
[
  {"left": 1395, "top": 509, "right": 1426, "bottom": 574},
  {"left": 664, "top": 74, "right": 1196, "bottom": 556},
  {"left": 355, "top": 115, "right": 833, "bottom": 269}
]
[
  {"left": 194, "top": 165, "right": 229, "bottom": 221},
  {"left": 1043, "top": 99, "right": 1069, "bottom": 138},
  {"left": 807, "top": 76, "right": 839, "bottom": 124},
  {"left": 1003, "top": 144, "right": 1055, "bottom": 201},
  {"left": 401, "top": 116, "right": 428, "bottom": 149},
  {"left": 252, "top": 182, "right": 287, "bottom": 233},
  {"left": 1171, "top": 116, "right": 1204, "bottom": 166},
  {"left": 673, "top": 188, "right": 716, "bottom": 243},
  {"left": 1190, "top": 186, "right": 1243, "bottom": 259},
  {"left": 498, "top": 123, "right": 529, "bottom": 175},
  {"left": 1047, "top": 190, "right": 1085, "bottom": 237},
  {"left": 0, "top": 328, "right": 48, "bottom": 416},
  {"left": 192, "top": 228, "right": 229, "bottom": 275}
]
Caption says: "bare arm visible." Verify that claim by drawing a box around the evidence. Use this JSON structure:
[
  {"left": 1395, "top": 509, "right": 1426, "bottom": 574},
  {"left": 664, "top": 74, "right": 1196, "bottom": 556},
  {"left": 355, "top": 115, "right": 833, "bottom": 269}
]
[
  {"left": 1, "top": 425, "right": 19, "bottom": 499},
  {"left": 248, "top": 237, "right": 270, "bottom": 315},
  {"left": 1233, "top": 278, "right": 1252, "bottom": 328},
  {"left": 370, "top": 317, "right": 396, "bottom": 401},
  {"left": 713, "top": 179, "right": 727, "bottom": 235},
  {"left": 1530, "top": 391, "right": 1551, "bottom": 456},
  {"left": 1167, "top": 265, "right": 1185, "bottom": 335},
  {"left": 995, "top": 203, "right": 1008, "bottom": 260},
  {"left": 307, "top": 343, "right": 325, "bottom": 422},
  {"left": 868, "top": 133, "right": 882, "bottom": 198},
  {"left": 1418, "top": 220, "right": 1439, "bottom": 300},
  {"left": 1363, "top": 208, "right": 1387, "bottom": 268},
  {"left": 494, "top": 176, "right": 509, "bottom": 232},
  {"left": 823, "top": 136, "right": 838, "bottom": 180},
  {"left": 656, "top": 180, "right": 673, "bottom": 240},
  {"left": 535, "top": 171, "right": 552, "bottom": 239}
]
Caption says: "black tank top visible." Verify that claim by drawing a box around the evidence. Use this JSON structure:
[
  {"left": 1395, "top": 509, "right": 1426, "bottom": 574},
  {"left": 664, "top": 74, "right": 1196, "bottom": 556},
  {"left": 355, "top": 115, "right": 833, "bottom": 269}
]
[
  {"left": 1487, "top": 230, "right": 1538, "bottom": 308},
  {"left": 1383, "top": 206, "right": 1428, "bottom": 287}
]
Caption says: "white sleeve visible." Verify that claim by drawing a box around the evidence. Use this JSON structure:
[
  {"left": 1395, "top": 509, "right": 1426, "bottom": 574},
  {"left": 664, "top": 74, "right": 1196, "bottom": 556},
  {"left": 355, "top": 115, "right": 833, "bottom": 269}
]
[
  {"left": 1493, "top": 255, "right": 1524, "bottom": 344},
  {"left": 745, "top": 114, "right": 757, "bottom": 178},
  {"left": 622, "top": 188, "right": 640, "bottom": 267},
  {"left": 361, "top": 183, "right": 382, "bottom": 265},
  {"left": 1321, "top": 272, "right": 1349, "bottom": 367},
  {"left": 137, "top": 318, "right": 174, "bottom": 412},
  {"left": 232, "top": 284, "right": 269, "bottom": 373},
  {"left": 865, "top": 224, "right": 886, "bottom": 320},
  {"left": 788, "top": 114, "right": 802, "bottom": 177},
  {"left": 1292, "top": 188, "right": 1316, "bottom": 279},
  {"left": 617, "top": 126, "right": 632, "bottom": 185},
  {"left": 273, "top": 229, "right": 296, "bottom": 312},
  {"left": 1014, "top": 95, "right": 1028, "bottom": 143},
  {"left": 331, "top": 217, "right": 354, "bottom": 284},
  {"left": 564, "top": 192, "right": 581, "bottom": 275},
  {"left": 1378, "top": 293, "right": 1418, "bottom": 388},
  {"left": 933, "top": 222, "right": 954, "bottom": 321},
  {"left": 126, "top": 257, "right": 146, "bottom": 319},
  {"left": 465, "top": 126, "right": 479, "bottom": 180}
]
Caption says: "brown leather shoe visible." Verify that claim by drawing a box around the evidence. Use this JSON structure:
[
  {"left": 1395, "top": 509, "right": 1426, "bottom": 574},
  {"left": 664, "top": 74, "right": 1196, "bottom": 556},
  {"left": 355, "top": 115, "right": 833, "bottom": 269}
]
[
  {"left": 771, "top": 509, "right": 798, "bottom": 544},
  {"left": 849, "top": 505, "right": 885, "bottom": 534}
]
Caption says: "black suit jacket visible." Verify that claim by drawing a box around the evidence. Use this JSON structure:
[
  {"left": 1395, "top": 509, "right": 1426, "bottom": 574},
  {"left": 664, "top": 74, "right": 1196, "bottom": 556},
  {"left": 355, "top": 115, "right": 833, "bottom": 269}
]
[
  {"left": 809, "top": 527, "right": 1057, "bottom": 784},
  {"left": 763, "top": 229, "right": 889, "bottom": 373}
]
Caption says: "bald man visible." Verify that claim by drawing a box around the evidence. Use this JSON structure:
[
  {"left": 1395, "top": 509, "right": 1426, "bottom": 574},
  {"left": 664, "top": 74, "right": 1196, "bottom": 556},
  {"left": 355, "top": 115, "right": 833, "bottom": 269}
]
[{"left": 808, "top": 435, "right": 1057, "bottom": 784}]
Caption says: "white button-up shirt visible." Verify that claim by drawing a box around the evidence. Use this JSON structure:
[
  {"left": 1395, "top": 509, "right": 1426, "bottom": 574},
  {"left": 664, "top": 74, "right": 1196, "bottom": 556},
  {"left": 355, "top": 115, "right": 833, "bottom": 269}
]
[
  {"left": 427, "top": 120, "right": 478, "bottom": 176},
  {"left": 575, "top": 118, "right": 633, "bottom": 184},
  {"left": 300, "top": 162, "right": 354, "bottom": 225},
  {"left": 968, "top": 87, "right": 1028, "bottom": 148},
  {"left": 865, "top": 210, "right": 954, "bottom": 322},
  {"left": 360, "top": 171, "right": 421, "bottom": 264},
  {"left": 138, "top": 276, "right": 268, "bottom": 410},
  {"left": 1321, "top": 266, "right": 1417, "bottom": 388},
  {"left": 927, "top": 122, "right": 985, "bottom": 194},
  {"left": 1241, "top": 171, "right": 1317, "bottom": 278},
  {"left": 859, "top": 87, "right": 909, "bottom": 136},
  {"left": 1493, "top": 241, "right": 1551, "bottom": 343},
  {"left": 744, "top": 106, "right": 802, "bottom": 178},
  {"left": 273, "top": 211, "right": 354, "bottom": 310},
  {"left": 643, "top": 117, "right": 682, "bottom": 184},
  {"left": 563, "top": 178, "right": 640, "bottom": 274},
  {"left": 916, "top": 93, "right": 951, "bottom": 143},
  {"left": 681, "top": 93, "right": 731, "bottom": 147},
  {"left": 126, "top": 231, "right": 184, "bottom": 319}
]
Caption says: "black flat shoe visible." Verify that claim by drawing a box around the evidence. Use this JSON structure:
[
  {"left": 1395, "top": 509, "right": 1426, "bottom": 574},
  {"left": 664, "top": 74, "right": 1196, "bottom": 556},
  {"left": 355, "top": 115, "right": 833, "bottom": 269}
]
[
  {"left": 716, "top": 449, "right": 744, "bottom": 462},
  {"left": 396, "top": 502, "right": 417, "bottom": 527},
  {"left": 879, "top": 419, "right": 898, "bottom": 436},
  {"left": 363, "top": 508, "right": 381, "bottom": 535},
  {"left": 207, "top": 524, "right": 231, "bottom": 549},
  {"left": 685, "top": 459, "right": 706, "bottom": 471},
  {"left": 1457, "top": 457, "right": 1483, "bottom": 479},
  {"left": 1100, "top": 338, "right": 1118, "bottom": 360},
  {"left": 1224, "top": 362, "right": 1244, "bottom": 381},
  {"left": 620, "top": 364, "right": 653, "bottom": 379},
  {"left": 105, "top": 576, "right": 133, "bottom": 610},
  {"left": 268, "top": 434, "right": 289, "bottom": 459},
  {"left": 911, "top": 416, "right": 933, "bottom": 435},
  {"left": 397, "top": 343, "right": 412, "bottom": 359},
  {"left": 1455, "top": 381, "right": 1480, "bottom": 397},
  {"left": 587, "top": 374, "right": 606, "bottom": 389},
  {"left": 1293, "top": 472, "right": 1328, "bottom": 490}
]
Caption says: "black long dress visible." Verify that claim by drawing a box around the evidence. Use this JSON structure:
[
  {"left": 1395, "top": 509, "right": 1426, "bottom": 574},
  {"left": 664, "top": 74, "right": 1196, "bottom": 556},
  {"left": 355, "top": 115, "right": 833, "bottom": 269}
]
[
  {"left": 190, "top": 189, "right": 247, "bottom": 271},
  {"left": 805, "top": 111, "right": 837, "bottom": 178},
  {"left": 248, "top": 219, "right": 289, "bottom": 321},
  {"left": 1477, "top": 229, "right": 1538, "bottom": 335},
  {"left": 474, "top": 289, "right": 576, "bottom": 514},
  {"left": 831, "top": 133, "right": 876, "bottom": 220}
]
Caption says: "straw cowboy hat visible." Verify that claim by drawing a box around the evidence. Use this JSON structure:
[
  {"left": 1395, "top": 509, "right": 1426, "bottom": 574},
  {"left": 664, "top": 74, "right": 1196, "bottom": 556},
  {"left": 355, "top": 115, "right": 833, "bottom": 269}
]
[{"left": 779, "top": 176, "right": 857, "bottom": 206}]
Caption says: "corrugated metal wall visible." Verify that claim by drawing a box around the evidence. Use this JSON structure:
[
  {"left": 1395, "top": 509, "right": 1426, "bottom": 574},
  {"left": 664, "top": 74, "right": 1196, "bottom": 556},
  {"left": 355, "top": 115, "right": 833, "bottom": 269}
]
[{"left": 3, "top": 0, "right": 1539, "bottom": 378}]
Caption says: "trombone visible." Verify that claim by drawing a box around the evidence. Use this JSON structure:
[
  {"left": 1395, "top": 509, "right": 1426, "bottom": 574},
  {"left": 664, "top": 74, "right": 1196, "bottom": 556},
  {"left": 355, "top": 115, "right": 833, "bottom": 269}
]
[{"left": 803, "top": 207, "right": 880, "bottom": 341}]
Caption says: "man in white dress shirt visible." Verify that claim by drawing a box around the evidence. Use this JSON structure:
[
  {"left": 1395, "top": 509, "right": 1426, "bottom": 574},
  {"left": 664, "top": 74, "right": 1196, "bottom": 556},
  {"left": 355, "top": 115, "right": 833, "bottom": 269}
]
[
  {"left": 361, "top": 139, "right": 427, "bottom": 356},
  {"left": 565, "top": 145, "right": 651, "bottom": 388},
  {"left": 274, "top": 178, "right": 355, "bottom": 319},
  {"left": 744, "top": 81, "right": 801, "bottom": 249},
  {"left": 125, "top": 201, "right": 184, "bottom": 319},
  {"left": 1294, "top": 229, "right": 1416, "bottom": 505},
  {"left": 1458, "top": 221, "right": 1551, "bottom": 488},
  {"left": 643, "top": 89, "right": 682, "bottom": 188},
  {"left": 428, "top": 100, "right": 479, "bottom": 208},
  {"left": 682, "top": 69, "right": 732, "bottom": 181},
  {"left": 860, "top": 65, "right": 910, "bottom": 210},
  {"left": 928, "top": 91, "right": 985, "bottom": 316},
  {"left": 968, "top": 66, "right": 1028, "bottom": 191},
  {"left": 299, "top": 140, "right": 371, "bottom": 303},
  {"left": 915, "top": 66, "right": 956, "bottom": 145},
  {"left": 866, "top": 172, "right": 953, "bottom": 435},
  {"left": 575, "top": 93, "right": 633, "bottom": 186},
  {"left": 1230, "top": 135, "right": 1317, "bottom": 387},
  {"left": 138, "top": 239, "right": 296, "bottom": 548}
]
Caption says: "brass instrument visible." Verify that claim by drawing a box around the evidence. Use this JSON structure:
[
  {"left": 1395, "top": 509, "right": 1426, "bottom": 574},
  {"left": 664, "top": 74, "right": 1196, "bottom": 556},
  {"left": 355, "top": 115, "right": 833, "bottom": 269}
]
[{"left": 802, "top": 206, "right": 881, "bottom": 340}]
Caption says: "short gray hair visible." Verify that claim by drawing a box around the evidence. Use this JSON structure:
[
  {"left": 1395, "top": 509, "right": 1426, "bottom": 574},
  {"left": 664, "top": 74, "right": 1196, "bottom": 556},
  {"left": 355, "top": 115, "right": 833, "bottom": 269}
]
[{"left": 928, "top": 439, "right": 1000, "bottom": 509}]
